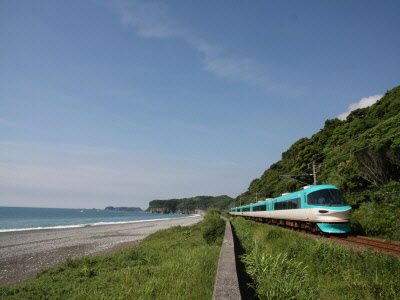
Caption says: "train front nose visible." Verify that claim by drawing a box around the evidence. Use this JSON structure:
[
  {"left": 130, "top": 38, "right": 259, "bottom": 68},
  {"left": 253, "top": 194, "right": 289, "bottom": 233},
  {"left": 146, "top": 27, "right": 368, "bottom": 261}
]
[
  {"left": 316, "top": 206, "right": 352, "bottom": 233},
  {"left": 317, "top": 222, "right": 351, "bottom": 233}
]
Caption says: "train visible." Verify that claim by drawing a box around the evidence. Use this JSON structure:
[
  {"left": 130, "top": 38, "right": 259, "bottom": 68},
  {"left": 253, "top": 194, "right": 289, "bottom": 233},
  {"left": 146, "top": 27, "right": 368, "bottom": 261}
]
[{"left": 229, "top": 185, "right": 351, "bottom": 234}]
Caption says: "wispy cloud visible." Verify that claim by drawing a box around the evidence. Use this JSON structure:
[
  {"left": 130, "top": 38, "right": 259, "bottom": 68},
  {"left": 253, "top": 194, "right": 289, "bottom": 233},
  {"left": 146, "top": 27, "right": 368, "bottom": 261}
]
[
  {"left": 185, "top": 35, "right": 220, "bottom": 58},
  {"left": 114, "top": 0, "right": 179, "bottom": 38},
  {"left": 108, "top": 0, "right": 282, "bottom": 93},
  {"left": 204, "top": 56, "right": 273, "bottom": 90},
  {"left": 337, "top": 94, "right": 383, "bottom": 120}
]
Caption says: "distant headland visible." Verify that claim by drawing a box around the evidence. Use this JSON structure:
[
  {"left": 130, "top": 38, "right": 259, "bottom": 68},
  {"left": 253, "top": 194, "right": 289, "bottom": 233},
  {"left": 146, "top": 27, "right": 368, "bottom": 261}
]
[{"left": 146, "top": 195, "right": 234, "bottom": 215}]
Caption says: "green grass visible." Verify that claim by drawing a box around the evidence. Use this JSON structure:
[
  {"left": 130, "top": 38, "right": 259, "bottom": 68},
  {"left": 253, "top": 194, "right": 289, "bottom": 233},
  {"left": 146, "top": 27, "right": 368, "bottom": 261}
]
[
  {"left": 0, "top": 214, "right": 225, "bottom": 299},
  {"left": 232, "top": 217, "right": 400, "bottom": 300}
]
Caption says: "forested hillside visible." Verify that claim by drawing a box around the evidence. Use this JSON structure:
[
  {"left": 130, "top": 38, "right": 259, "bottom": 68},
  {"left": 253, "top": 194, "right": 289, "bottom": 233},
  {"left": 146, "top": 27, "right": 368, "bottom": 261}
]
[
  {"left": 147, "top": 195, "right": 234, "bottom": 214},
  {"left": 237, "top": 85, "right": 400, "bottom": 239}
]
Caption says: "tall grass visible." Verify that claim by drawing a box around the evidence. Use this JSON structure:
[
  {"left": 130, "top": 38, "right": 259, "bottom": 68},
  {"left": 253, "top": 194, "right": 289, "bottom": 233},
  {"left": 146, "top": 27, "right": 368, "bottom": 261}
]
[
  {"left": 0, "top": 213, "right": 225, "bottom": 299},
  {"left": 232, "top": 217, "right": 400, "bottom": 300},
  {"left": 242, "top": 244, "right": 316, "bottom": 300}
]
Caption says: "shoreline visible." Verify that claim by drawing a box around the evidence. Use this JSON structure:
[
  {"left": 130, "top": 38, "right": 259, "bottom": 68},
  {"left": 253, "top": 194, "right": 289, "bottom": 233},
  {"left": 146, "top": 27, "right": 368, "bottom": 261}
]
[
  {"left": 0, "top": 215, "right": 203, "bottom": 286},
  {"left": 0, "top": 214, "right": 200, "bottom": 233}
]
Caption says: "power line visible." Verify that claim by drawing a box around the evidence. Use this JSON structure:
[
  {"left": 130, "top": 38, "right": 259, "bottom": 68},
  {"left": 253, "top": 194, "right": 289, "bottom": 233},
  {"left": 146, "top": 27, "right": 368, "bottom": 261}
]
[
  {"left": 344, "top": 185, "right": 400, "bottom": 194},
  {"left": 280, "top": 175, "right": 311, "bottom": 186},
  {"left": 300, "top": 130, "right": 399, "bottom": 186},
  {"left": 314, "top": 113, "right": 400, "bottom": 161},
  {"left": 280, "top": 174, "right": 313, "bottom": 177},
  {"left": 322, "top": 131, "right": 400, "bottom": 165},
  {"left": 346, "top": 191, "right": 400, "bottom": 197},
  {"left": 308, "top": 112, "right": 400, "bottom": 166},
  {"left": 281, "top": 161, "right": 319, "bottom": 184}
]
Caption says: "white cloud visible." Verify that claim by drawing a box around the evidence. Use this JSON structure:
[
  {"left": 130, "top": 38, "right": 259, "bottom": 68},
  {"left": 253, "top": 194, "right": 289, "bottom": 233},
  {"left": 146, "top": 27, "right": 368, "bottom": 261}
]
[
  {"left": 107, "top": 0, "right": 282, "bottom": 93},
  {"left": 337, "top": 94, "right": 383, "bottom": 120}
]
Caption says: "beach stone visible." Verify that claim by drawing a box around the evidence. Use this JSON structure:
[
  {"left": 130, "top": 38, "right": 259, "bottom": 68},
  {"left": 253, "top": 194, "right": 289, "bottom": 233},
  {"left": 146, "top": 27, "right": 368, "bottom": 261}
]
[{"left": 0, "top": 216, "right": 203, "bottom": 286}]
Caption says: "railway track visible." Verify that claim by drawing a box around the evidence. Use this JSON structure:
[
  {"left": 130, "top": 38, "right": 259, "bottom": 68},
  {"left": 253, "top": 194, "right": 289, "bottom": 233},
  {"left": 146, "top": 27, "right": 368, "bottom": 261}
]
[
  {"left": 243, "top": 217, "right": 400, "bottom": 257},
  {"left": 329, "top": 235, "right": 400, "bottom": 257}
]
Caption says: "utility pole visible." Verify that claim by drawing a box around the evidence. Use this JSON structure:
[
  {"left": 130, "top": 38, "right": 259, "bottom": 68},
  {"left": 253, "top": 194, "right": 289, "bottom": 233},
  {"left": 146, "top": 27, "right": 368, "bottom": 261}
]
[{"left": 313, "top": 162, "right": 317, "bottom": 185}]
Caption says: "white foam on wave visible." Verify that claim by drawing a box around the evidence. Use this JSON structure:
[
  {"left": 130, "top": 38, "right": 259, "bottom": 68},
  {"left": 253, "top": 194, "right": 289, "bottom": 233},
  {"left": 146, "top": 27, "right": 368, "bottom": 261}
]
[
  {"left": 0, "top": 224, "right": 88, "bottom": 232},
  {"left": 0, "top": 214, "right": 198, "bottom": 233}
]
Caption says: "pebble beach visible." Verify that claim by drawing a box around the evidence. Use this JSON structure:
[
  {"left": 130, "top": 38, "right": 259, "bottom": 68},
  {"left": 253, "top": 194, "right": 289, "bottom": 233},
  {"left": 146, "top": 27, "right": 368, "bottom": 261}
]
[{"left": 0, "top": 215, "right": 203, "bottom": 286}]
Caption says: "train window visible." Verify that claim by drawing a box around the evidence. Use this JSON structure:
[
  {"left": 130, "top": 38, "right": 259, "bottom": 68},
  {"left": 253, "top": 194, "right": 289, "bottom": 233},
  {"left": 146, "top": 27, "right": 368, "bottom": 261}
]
[
  {"left": 243, "top": 207, "right": 250, "bottom": 212},
  {"left": 307, "top": 189, "right": 348, "bottom": 206},
  {"left": 291, "top": 198, "right": 300, "bottom": 208},
  {"left": 253, "top": 205, "right": 267, "bottom": 211},
  {"left": 274, "top": 198, "right": 300, "bottom": 210}
]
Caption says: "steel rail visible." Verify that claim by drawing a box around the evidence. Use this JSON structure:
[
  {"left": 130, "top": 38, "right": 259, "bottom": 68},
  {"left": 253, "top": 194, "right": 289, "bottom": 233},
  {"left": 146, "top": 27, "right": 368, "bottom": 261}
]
[{"left": 329, "top": 235, "right": 400, "bottom": 256}]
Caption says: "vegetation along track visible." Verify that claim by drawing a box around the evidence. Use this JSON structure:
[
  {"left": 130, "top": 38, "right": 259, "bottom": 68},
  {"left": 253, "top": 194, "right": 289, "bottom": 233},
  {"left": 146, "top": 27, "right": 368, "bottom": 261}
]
[
  {"left": 329, "top": 235, "right": 400, "bottom": 257},
  {"left": 239, "top": 217, "right": 400, "bottom": 257}
]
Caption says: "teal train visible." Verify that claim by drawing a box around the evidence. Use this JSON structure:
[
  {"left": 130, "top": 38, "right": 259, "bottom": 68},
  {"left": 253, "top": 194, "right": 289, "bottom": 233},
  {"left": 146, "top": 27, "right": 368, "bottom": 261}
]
[{"left": 229, "top": 185, "right": 351, "bottom": 234}]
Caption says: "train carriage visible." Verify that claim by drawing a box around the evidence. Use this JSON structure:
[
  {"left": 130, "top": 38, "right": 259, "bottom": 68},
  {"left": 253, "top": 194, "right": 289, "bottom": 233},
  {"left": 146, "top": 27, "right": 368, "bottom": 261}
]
[{"left": 229, "top": 185, "right": 351, "bottom": 233}]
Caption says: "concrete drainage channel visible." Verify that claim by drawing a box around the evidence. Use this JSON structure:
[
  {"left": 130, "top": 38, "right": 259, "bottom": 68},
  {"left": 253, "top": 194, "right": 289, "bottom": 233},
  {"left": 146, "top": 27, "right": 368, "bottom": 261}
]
[{"left": 212, "top": 216, "right": 256, "bottom": 300}]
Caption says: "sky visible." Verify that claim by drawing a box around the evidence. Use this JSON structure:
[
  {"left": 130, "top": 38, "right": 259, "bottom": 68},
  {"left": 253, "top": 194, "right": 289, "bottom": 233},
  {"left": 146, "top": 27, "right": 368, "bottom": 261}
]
[{"left": 1, "top": 0, "right": 399, "bottom": 209}]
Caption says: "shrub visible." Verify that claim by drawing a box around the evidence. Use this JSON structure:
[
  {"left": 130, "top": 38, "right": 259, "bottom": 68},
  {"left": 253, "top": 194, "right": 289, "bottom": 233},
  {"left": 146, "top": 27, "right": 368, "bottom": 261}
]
[
  {"left": 263, "top": 225, "right": 283, "bottom": 240},
  {"left": 202, "top": 209, "right": 225, "bottom": 245},
  {"left": 351, "top": 199, "right": 400, "bottom": 240}
]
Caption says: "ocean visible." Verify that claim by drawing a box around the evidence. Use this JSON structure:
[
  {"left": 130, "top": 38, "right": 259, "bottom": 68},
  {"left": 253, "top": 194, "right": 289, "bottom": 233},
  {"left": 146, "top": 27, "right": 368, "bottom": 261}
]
[{"left": 0, "top": 206, "right": 195, "bottom": 232}]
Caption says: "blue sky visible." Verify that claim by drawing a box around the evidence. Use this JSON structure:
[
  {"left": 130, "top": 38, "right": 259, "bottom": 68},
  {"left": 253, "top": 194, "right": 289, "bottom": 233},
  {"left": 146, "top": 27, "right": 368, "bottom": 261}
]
[{"left": 1, "top": 0, "right": 399, "bottom": 209}]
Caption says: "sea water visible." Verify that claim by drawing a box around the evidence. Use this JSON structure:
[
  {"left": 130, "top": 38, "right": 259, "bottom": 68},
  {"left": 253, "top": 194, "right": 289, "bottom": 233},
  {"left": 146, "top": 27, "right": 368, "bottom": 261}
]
[{"left": 0, "top": 206, "right": 195, "bottom": 232}]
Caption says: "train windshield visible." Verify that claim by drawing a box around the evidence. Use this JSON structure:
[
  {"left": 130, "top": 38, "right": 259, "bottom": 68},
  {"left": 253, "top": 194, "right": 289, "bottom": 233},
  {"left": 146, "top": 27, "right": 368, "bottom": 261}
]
[{"left": 307, "top": 189, "right": 348, "bottom": 207}]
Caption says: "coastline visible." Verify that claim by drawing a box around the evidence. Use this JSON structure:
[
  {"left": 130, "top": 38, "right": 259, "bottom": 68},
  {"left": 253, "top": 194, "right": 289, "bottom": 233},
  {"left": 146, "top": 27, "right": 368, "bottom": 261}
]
[
  {"left": 0, "top": 213, "right": 200, "bottom": 233},
  {"left": 0, "top": 215, "right": 203, "bottom": 286}
]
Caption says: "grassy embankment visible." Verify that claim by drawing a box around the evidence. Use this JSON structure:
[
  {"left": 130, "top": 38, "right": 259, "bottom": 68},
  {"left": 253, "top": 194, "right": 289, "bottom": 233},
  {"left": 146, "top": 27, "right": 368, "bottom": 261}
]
[
  {"left": 232, "top": 217, "right": 400, "bottom": 300},
  {"left": 0, "top": 211, "right": 225, "bottom": 300}
]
